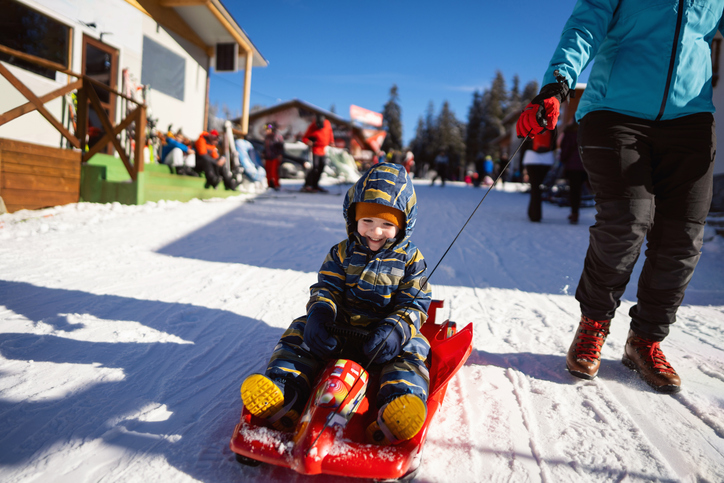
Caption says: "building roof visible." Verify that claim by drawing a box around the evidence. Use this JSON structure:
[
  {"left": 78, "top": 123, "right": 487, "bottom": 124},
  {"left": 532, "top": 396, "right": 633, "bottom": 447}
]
[{"left": 126, "top": 0, "right": 267, "bottom": 67}]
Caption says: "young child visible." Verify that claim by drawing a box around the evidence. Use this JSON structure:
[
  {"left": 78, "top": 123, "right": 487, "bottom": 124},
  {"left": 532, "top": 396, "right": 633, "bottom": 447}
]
[{"left": 240, "top": 161, "right": 432, "bottom": 445}]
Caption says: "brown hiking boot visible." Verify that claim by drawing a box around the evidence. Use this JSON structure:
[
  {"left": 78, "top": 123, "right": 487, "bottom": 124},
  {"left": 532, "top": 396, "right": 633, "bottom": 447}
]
[
  {"left": 566, "top": 316, "right": 611, "bottom": 380},
  {"left": 622, "top": 330, "right": 681, "bottom": 394}
]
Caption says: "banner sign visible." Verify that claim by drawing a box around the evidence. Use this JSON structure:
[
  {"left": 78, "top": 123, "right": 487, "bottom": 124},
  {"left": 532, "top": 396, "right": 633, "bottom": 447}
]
[{"left": 350, "top": 105, "right": 383, "bottom": 127}]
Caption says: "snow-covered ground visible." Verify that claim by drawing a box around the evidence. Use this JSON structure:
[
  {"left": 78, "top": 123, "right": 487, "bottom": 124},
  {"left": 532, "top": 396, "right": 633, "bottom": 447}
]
[{"left": 1, "top": 179, "right": 723, "bottom": 482}]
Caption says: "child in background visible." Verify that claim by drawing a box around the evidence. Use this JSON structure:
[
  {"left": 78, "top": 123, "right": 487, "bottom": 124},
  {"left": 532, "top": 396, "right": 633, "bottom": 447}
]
[{"left": 240, "top": 162, "right": 432, "bottom": 445}]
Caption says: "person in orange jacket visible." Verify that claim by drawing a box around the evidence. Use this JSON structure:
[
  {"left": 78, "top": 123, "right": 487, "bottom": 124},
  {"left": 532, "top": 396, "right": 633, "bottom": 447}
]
[
  {"left": 194, "top": 129, "right": 238, "bottom": 190},
  {"left": 301, "top": 114, "right": 334, "bottom": 193}
]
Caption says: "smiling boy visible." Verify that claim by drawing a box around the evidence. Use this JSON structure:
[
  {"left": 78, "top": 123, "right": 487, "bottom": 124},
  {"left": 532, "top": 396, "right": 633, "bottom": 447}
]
[{"left": 240, "top": 162, "right": 432, "bottom": 445}]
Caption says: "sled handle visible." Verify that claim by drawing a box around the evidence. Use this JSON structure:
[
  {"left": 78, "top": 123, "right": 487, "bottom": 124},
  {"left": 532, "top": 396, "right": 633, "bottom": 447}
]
[
  {"left": 325, "top": 323, "right": 372, "bottom": 341},
  {"left": 427, "top": 300, "right": 444, "bottom": 325}
]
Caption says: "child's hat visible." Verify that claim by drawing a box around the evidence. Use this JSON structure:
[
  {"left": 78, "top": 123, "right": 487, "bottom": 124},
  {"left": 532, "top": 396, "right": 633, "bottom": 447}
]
[{"left": 355, "top": 202, "right": 404, "bottom": 229}]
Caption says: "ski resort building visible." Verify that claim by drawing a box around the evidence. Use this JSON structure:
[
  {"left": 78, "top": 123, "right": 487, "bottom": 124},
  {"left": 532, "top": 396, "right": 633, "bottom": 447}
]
[
  {"left": 237, "top": 99, "right": 376, "bottom": 163},
  {"left": 0, "top": 0, "right": 266, "bottom": 213}
]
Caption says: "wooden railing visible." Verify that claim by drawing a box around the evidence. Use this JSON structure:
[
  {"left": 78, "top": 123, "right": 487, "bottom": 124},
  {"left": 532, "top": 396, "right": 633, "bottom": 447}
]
[{"left": 0, "top": 44, "right": 147, "bottom": 180}]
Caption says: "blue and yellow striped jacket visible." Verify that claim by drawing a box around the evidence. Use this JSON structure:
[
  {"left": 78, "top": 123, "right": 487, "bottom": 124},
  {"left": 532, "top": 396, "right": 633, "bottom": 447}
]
[{"left": 307, "top": 162, "right": 431, "bottom": 345}]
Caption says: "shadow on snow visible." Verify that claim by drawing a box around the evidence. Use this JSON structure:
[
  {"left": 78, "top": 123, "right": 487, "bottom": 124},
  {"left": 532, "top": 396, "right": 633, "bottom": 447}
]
[{"left": 0, "top": 280, "right": 285, "bottom": 481}]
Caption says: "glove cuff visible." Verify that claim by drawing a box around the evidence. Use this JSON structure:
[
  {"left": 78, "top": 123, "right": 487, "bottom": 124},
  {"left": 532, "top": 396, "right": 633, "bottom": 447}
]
[
  {"left": 382, "top": 319, "right": 409, "bottom": 345},
  {"left": 532, "top": 81, "right": 570, "bottom": 106},
  {"left": 308, "top": 303, "right": 334, "bottom": 321}
]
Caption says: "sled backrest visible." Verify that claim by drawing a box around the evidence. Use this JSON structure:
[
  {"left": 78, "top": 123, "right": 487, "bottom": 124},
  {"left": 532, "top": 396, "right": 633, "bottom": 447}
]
[{"left": 428, "top": 323, "right": 473, "bottom": 397}]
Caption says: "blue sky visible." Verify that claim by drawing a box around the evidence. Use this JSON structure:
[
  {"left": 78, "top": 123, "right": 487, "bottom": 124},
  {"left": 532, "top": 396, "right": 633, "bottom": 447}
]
[{"left": 210, "top": 0, "right": 585, "bottom": 145}]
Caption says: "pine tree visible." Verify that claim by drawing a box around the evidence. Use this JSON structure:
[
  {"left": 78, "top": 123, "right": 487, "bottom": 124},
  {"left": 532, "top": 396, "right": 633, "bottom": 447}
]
[
  {"left": 506, "top": 75, "right": 522, "bottom": 118},
  {"left": 381, "top": 85, "right": 403, "bottom": 152},
  {"left": 522, "top": 80, "right": 540, "bottom": 103},
  {"left": 465, "top": 90, "right": 485, "bottom": 164},
  {"left": 409, "top": 116, "right": 426, "bottom": 175},
  {"left": 436, "top": 101, "right": 465, "bottom": 179},
  {"left": 422, "top": 101, "right": 436, "bottom": 168}
]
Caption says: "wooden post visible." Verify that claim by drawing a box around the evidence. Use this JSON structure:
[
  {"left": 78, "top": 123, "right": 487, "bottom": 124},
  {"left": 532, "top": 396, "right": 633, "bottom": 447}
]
[
  {"left": 134, "top": 105, "right": 147, "bottom": 178},
  {"left": 240, "top": 51, "right": 253, "bottom": 135},
  {"left": 204, "top": 56, "right": 211, "bottom": 131},
  {"left": 76, "top": 86, "right": 88, "bottom": 155}
]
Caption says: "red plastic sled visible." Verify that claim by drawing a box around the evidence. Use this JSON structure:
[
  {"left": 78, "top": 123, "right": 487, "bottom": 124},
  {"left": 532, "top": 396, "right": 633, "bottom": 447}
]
[{"left": 229, "top": 300, "right": 473, "bottom": 481}]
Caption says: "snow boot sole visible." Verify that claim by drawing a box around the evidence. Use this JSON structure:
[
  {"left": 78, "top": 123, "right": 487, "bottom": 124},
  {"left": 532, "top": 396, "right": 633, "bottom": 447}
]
[
  {"left": 367, "top": 394, "right": 427, "bottom": 445},
  {"left": 240, "top": 374, "right": 285, "bottom": 419}
]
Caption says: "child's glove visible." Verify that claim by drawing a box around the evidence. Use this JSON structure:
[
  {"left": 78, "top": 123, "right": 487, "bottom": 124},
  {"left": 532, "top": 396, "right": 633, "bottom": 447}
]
[
  {"left": 303, "top": 306, "right": 338, "bottom": 358},
  {"left": 363, "top": 323, "right": 404, "bottom": 364}
]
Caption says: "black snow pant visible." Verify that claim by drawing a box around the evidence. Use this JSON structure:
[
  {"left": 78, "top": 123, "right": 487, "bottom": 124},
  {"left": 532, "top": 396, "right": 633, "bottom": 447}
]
[
  {"left": 431, "top": 163, "right": 448, "bottom": 186},
  {"left": 566, "top": 169, "right": 588, "bottom": 218},
  {"left": 195, "top": 154, "right": 237, "bottom": 190},
  {"left": 576, "top": 110, "right": 715, "bottom": 341},
  {"left": 304, "top": 154, "right": 326, "bottom": 189},
  {"left": 525, "top": 164, "right": 552, "bottom": 222}
]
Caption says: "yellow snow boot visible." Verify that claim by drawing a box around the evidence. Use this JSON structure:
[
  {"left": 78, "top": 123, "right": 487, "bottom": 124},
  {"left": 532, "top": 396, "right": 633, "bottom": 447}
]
[
  {"left": 240, "top": 374, "right": 301, "bottom": 431},
  {"left": 366, "top": 394, "right": 427, "bottom": 445}
]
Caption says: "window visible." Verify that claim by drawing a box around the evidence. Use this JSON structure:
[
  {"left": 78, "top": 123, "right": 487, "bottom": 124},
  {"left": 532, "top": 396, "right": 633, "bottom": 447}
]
[
  {"left": 141, "top": 36, "right": 185, "bottom": 101},
  {"left": 0, "top": 0, "right": 71, "bottom": 79},
  {"left": 215, "top": 43, "right": 238, "bottom": 72}
]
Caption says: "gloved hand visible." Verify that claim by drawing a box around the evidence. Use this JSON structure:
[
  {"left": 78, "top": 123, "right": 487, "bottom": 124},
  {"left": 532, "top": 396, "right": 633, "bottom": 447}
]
[
  {"left": 363, "top": 323, "right": 405, "bottom": 365},
  {"left": 516, "top": 78, "right": 570, "bottom": 138},
  {"left": 303, "top": 306, "right": 338, "bottom": 358}
]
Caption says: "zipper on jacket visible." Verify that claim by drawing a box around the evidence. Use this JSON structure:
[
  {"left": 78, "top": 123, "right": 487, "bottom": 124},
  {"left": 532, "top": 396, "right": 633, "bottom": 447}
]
[{"left": 657, "top": 0, "right": 685, "bottom": 121}]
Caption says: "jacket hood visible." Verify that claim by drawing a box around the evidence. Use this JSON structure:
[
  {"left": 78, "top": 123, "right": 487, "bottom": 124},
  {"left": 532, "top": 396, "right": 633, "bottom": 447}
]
[{"left": 343, "top": 162, "right": 417, "bottom": 246}]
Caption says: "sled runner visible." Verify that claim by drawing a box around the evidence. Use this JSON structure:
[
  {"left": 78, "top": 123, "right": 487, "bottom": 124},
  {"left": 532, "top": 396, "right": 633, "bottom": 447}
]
[{"left": 229, "top": 300, "right": 473, "bottom": 481}]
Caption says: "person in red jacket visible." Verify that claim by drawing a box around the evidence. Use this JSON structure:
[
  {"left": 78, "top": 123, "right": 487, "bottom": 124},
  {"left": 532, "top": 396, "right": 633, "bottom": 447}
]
[{"left": 301, "top": 114, "right": 334, "bottom": 193}]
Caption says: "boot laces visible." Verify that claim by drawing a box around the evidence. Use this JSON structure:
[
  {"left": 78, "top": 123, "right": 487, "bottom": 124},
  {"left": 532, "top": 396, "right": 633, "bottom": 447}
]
[
  {"left": 575, "top": 317, "right": 610, "bottom": 360},
  {"left": 631, "top": 337, "right": 676, "bottom": 375}
]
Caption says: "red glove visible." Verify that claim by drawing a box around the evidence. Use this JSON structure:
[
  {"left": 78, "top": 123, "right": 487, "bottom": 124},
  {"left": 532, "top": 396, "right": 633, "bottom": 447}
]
[
  {"left": 516, "top": 98, "right": 561, "bottom": 138},
  {"left": 515, "top": 78, "right": 570, "bottom": 138}
]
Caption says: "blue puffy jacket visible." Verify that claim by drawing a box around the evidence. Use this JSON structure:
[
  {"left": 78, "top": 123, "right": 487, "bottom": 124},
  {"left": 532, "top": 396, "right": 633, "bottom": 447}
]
[
  {"left": 307, "top": 162, "right": 431, "bottom": 346},
  {"left": 544, "top": 0, "right": 724, "bottom": 122}
]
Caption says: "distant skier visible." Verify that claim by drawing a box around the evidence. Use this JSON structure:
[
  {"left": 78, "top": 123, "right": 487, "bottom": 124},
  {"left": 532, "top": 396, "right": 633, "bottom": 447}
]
[
  {"left": 516, "top": 0, "right": 723, "bottom": 393},
  {"left": 240, "top": 162, "right": 432, "bottom": 445},
  {"left": 430, "top": 149, "right": 449, "bottom": 186}
]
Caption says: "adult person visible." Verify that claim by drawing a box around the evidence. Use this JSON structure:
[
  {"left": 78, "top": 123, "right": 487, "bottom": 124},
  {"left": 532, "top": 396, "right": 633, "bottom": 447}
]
[
  {"left": 301, "top": 114, "right": 334, "bottom": 193},
  {"left": 430, "top": 149, "right": 449, "bottom": 186},
  {"left": 403, "top": 151, "right": 415, "bottom": 174},
  {"left": 160, "top": 130, "right": 196, "bottom": 176},
  {"left": 263, "top": 122, "right": 285, "bottom": 191},
  {"left": 473, "top": 152, "right": 485, "bottom": 187},
  {"left": 194, "top": 129, "right": 238, "bottom": 191},
  {"left": 559, "top": 121, "right": 587, "bottom": 224},
  {"left": 521, "top": 128, "right": 557, "bottom": 222},
  {"left": 516, "top": 0, "right": 722, "bottom": 394}
]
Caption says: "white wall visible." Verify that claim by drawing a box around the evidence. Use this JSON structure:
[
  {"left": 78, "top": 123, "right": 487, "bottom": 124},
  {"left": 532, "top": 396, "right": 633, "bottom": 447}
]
[{"left": 139, "top": 15, "right": 208, "bottom": 140}]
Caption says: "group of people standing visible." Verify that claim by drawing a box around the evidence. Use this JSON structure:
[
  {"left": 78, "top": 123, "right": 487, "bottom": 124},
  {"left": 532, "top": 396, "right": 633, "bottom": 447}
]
[{"left": 262, "top": 113, "right": 335, "bottom": 193}]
